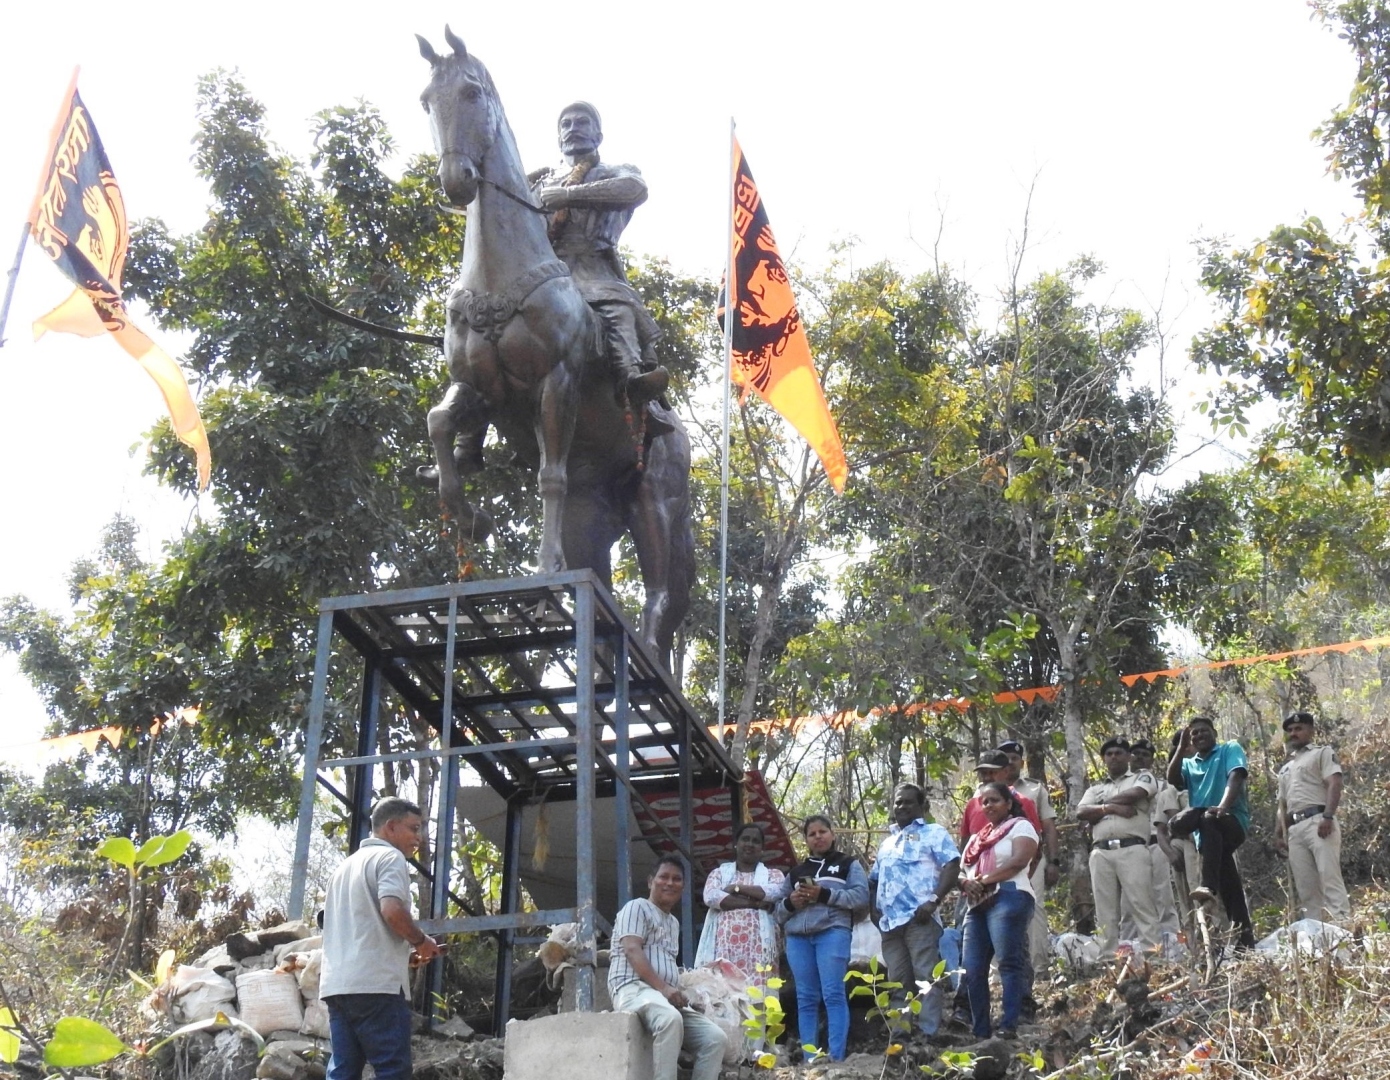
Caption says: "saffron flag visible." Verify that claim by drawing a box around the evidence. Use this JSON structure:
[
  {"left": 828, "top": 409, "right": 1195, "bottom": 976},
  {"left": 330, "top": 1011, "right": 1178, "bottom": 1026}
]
[
  {"left": 722, "top": 138, "right": 847, "bottom": 492},
  {"left": 28, "top": 74, "right": 211, "bottom": 490}
]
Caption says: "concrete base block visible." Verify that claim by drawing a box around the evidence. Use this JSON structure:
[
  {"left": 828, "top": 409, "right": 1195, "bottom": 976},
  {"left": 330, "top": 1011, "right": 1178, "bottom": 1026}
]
[{"left": 504, "top": 1011, "right": 652, "bottom": 1080}]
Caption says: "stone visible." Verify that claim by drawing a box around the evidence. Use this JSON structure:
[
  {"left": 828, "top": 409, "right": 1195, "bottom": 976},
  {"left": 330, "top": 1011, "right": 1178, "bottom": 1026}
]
[
  {"left": 256, "top": 1047, "right": 308, "bottom": 1080},
  {"left": 961, "top": 1037, "right": 1013, "bottom": 1080},
  {"left": 264, "top": 1035, "right": 324, "bottom": 1058},
  {"left": 431, "top": 1014, "right": 475, "bottom": 1040},
  {"left": 238, "top": 952, "right": 275, "bottom": 972},
  {"left": 192, "top": 944, "right": 237, "bottom": 973},
  {"left": 504, "top": 1012, "right": 653, "bottom": 1080},
  {"left": 188, "top": 1029, "right": 260, "bottom": 1080}
]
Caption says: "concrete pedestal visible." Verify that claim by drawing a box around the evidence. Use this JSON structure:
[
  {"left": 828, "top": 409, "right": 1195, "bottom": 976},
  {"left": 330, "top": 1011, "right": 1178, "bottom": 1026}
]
[
  {"left": 559, "top": 960, "right": 613, "bottom": 1012},
  {"left": 504, "top": 1011, "right": 652, "bottom": 1080}
]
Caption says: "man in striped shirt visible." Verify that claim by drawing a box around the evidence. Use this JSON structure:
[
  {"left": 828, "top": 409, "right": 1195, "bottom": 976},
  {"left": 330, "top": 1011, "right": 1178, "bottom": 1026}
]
[{"left": 609, "top": 856, "right": 727, "bottom": 1079}]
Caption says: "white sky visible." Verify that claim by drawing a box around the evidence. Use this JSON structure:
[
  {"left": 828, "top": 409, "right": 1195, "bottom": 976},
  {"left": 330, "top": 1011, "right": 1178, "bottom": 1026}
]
[{"left": 0, "top": 0, "right": 1359, "bottom": 750}]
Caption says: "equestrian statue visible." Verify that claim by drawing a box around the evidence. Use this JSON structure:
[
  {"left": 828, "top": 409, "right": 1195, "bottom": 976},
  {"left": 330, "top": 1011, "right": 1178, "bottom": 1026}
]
[{"left": 415, "top": 27, "right": 694, "bottom": 664}]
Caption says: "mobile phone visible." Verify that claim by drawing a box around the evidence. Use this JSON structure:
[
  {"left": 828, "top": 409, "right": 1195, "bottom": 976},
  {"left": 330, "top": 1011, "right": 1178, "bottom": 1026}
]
[{"left": 799, "top": 876, "right": 816, "bottom": 889}]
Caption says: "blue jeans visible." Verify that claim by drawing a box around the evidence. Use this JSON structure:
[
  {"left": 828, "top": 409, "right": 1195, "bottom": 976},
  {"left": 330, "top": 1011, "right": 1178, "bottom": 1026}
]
[
  {"left": 325, "top": 993, "right": 412, "bottom": 1080},
  {"left": 962, "top": 884, "right": 1034, "bottom": 1037},
  {"left": 784, "top": 927, "right": 852, "bottom": 1061}
]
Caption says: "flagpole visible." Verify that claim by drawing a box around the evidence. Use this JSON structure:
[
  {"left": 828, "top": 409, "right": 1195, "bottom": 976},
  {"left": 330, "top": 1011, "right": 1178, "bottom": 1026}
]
[
  {"left": 0, "top": 222, "right": 29, "bottom": 348},
  {"left": 717, "top": 119, "right": 736, "bottom": 745}
]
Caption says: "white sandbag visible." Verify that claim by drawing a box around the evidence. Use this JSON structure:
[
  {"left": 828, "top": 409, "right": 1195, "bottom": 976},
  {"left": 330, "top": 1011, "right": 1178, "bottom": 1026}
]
[
  {"left": 1053, "top": 932, "right": 1101, "bottom": 971},
  {"left": 294, "top": 950, "right": 322, "bottom": 1000},
  {"left": 236, "top": 970, "right": 305, "bottom": 1036},
  {"left": 170, "top": 966, "right": 238, "bottom": 1023},
  {"left": 1256, "top": 918, "right": 1352, "bottom": 960},
  {"left": 850, "top": 917, "right": 883, "bottom": 965},
  {"left": 682, "top": 963, "right": 750, "bottom": 1066},
  {"left": 273, "top": 936, "right": 322, "bottom": 965},
  {"left": 300, "top": 998, "right": 331, "bottom": 1040}
]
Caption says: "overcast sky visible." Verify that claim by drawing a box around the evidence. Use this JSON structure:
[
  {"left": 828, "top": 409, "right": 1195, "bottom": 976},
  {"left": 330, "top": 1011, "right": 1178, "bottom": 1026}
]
[{"left": 0, "top": 1, "right": 1360, "bottom": 750}]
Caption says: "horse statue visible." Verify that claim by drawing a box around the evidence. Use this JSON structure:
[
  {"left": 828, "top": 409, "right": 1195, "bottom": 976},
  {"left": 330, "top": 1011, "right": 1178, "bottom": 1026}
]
[{"left": 416, "top": 28, "right": 694, "bottom": 663}]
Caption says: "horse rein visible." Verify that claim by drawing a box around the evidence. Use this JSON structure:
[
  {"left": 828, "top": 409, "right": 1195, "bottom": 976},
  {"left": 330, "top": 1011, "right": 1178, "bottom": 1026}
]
[{"left": 436, "top": 178, "right": 552, "bottom": 216}]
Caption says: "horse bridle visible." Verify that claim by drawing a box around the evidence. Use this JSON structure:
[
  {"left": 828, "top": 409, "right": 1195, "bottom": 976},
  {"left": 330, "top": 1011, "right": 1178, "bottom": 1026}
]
[{"left": 436, "top": 177, "right": 550, "bottom": 216}]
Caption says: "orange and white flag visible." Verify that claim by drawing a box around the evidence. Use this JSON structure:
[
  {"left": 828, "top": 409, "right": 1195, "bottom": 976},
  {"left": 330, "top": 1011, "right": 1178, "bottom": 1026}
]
[
  {"left": 28, "top": 74, "right": 210, "bottom": 489},
  {"left": 720, "top": 138, "right": 846, "bottom": 492}
]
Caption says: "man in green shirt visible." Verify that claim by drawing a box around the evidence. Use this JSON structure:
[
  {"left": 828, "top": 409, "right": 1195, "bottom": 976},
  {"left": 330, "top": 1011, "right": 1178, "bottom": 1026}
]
[{"left": 1165, "top": 715, "right": 1255, "bottom": 949}]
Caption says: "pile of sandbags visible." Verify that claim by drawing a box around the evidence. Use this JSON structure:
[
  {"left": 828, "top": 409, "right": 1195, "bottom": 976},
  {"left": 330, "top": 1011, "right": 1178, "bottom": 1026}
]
[{"left": 145, "top": 921, "right": 332, "bottom": 1079}]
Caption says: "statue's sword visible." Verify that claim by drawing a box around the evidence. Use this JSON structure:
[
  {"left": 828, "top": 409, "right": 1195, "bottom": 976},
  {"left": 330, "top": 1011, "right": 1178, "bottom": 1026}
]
[{"left": 306, "top": 294, "right": 443, "bottom": 349}]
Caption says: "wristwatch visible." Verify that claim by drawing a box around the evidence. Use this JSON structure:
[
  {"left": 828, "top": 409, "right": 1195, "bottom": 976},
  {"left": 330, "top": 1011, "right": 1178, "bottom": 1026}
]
[
  {"left": 732, "top": 884, "right": 741, "bottom": 895},
  {"left": 1322, "top": 812, "right": 1335, "bottom": 820}
]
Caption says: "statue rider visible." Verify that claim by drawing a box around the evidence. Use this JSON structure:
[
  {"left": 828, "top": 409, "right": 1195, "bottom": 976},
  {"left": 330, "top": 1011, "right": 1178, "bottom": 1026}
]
[{"left": 530, "top": 102, "right": 671, "bottom": 415}]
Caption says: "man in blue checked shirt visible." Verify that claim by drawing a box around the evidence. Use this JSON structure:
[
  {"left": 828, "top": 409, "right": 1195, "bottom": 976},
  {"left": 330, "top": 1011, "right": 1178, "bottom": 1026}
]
[{"left": 869, "top": 783, "right": 961, "bottom": 1037}]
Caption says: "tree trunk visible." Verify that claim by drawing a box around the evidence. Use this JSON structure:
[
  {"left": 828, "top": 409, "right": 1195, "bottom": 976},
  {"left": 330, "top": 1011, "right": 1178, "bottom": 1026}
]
[{"left": 731, "top": 569, "right": 784, "bottom": 769}]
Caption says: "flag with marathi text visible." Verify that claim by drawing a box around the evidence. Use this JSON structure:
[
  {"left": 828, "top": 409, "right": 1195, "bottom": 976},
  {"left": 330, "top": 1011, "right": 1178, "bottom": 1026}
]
[
  {"left": 721, "top": 137, "right": 846, "bottom": 493},
  {"left": 28, "top": 75, "right": 210, "bottom": 489}
]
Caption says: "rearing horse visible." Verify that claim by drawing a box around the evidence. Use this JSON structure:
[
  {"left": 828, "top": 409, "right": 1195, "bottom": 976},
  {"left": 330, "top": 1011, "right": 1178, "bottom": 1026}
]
[{"left": 417, "top": 28, "right": 694, "bottom": 662}]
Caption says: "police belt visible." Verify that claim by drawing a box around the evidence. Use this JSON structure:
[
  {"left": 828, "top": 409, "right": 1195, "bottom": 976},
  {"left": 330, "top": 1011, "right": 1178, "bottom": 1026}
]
[
  {"left": 1093, "top": 836, "right": 1147, "bottom": 851},
  {"left": 1285, "top": 805, "right": 1327, "bottom": 826}
]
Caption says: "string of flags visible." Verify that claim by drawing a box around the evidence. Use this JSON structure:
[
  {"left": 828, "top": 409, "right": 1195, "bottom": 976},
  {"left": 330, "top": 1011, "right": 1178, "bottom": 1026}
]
[{"left": 740, "top": 633, "right": 1390, "bottom": 736}]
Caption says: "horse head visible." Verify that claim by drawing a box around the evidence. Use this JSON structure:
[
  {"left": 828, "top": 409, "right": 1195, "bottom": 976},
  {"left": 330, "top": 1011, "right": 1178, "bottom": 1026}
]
[{"left": 418, "top": 26, "right": 499, "bottom": 208}]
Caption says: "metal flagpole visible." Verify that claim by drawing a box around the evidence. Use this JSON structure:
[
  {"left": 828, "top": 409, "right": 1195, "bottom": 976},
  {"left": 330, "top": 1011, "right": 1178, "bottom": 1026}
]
[
  {"left": 717, "top": 119, "right": 736, "bottom": 743},
  {"left": 0, "top": 222, "right": 29, "bottom": 348}
]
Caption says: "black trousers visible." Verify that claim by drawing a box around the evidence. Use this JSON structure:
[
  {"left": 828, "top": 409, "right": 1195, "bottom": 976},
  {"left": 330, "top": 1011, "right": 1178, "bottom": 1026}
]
[{"left": 1168, "top": 807, "right": 1255, "bottom": 946}]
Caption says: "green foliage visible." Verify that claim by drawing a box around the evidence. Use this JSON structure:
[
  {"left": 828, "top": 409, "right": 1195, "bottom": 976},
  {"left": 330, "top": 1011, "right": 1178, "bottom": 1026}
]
[
  {"left": 846, "top": 956, "right": 918, "bottom": 1055},
  {"left": 1193, "top": 1, "right": 1390, "bottom": 475},
  {"left": 43, "top": 1017, "right": 127, "bottom": 1068},
  {"left": 96, "top": 829, "right": 192, "bottom": 874},
  {"left": 0, "top": 1009, "right": 18, "bottom": 1064},
  {"left": 742, "top": 967, "right": 787, "bottom": 1069}
]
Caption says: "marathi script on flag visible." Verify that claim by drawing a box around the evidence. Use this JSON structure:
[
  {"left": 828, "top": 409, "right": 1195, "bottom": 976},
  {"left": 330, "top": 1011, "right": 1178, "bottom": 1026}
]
[
  {"left": 721, "top": 138, "right": 847, "bottom": 493},
  {"left": 28, "top": 76, "right": 211, "bottom": 489}
]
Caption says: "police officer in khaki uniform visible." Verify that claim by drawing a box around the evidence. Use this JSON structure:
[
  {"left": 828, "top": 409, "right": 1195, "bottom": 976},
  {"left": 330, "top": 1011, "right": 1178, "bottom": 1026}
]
[
  {"left": 1077, "top": 738, "right": 1161, "bottom": 953},
  {"left": 1122, "top": 740, "right": 1180, "bottom": 938},
  {"left": 1275, "top": 711, "right": 1350, "bottom": 921}
]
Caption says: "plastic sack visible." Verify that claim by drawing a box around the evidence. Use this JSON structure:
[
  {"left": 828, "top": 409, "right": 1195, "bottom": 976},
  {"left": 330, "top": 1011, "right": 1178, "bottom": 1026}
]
[
  {"left": 1255, "top": 918, "right": 1352, "bottom": 960},
  {"left": 1053, "top": 932, "right": 1101, "bottom": 971},
  {"left": 294, "top": 950, "right": 322, "bottom": 1000},
  {"left": 300, "top": 998, "right": 331, "bottom": 1040},
  {"left": 850, "top": 917, "right": 883, "bottom": 965},
  {"left": 681, "top": 963, "right": 750, "bottom": 1066},
  {"left": 170, "top": 966, "right": 238, "bottom": 1023},
  {"left": 236, "top": 970, "right": 304, "bottom": 1035}
]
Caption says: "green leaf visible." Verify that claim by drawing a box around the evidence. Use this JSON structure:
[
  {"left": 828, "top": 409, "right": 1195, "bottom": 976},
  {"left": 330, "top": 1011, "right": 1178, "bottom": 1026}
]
[
  {"left": 139, "top": 830, "right": 193, "bottom": 868},
  {"left": 96, "top": 836, "right": 137, "bottom": 870},
  {"left": 932, "top": 958, "right": 947, "bottom": 979},
  {"left": 755, "top": 1051, "right": 776, "bottom": 1069},
  {"left": 44, "top": 1018, "right": 128, "bottom": 1067},
  {"left": 0, "top": 1008, "right": 20, "bottom": 1063}
]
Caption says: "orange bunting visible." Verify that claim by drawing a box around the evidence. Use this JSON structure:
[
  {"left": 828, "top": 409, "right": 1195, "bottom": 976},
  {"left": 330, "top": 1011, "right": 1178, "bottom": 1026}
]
[
  {"left": 740, "top": 634, "right": 1390, "bottom": 735},
  {"left": 719, "top": 137, "right": 847, "bottom": 492}
]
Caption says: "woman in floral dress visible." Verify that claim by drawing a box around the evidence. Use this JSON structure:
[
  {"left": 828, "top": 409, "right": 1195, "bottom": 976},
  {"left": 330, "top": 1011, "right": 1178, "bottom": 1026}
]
[{"left": 697, "top": 822, "right": 788, "bottom": 996}]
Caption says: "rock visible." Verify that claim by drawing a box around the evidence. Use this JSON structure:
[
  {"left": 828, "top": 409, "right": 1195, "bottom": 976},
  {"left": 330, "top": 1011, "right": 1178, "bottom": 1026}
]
[
  {"left": 432, "top": 1014, "right": 475, "bottom": 1040},
  {"left": 256, "top": 1047, "right": 308, "bottom": 1080},
  {"left": 226, "top": 921, "right": 316, "bottom": 961},
  {"left": 192, "top": 944, "right": 238, "bottom": 973},
  {"left": 239, "top": 952, "right": 276, "bottom": 972},
  {"left": 264, "top": 1035, "right": 324, "bottom": 1058},
  {"left": 189, "top": 1029, "right": 260, "bottom": 1080},
  {"left": 961, "top": 1037, "right": 1013, "bottom": 1080},
  {"left": 807, "top": 1052, "right": 884, "bottom": 1077}
]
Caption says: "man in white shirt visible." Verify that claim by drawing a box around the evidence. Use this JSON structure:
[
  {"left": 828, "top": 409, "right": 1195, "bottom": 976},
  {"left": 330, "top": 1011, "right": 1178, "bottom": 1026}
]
[
  {"left": 320, "top": 798, "right": 442, "bottom": 1080},
  {"left": 1275, "top": 711, "right": 1350, "bottom": 921}
]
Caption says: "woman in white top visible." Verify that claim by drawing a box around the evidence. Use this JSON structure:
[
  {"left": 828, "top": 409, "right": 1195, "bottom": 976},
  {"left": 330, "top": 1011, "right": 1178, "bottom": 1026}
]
[{"left": 959, "top": 781, "right": 1039, "bottom": 1040}]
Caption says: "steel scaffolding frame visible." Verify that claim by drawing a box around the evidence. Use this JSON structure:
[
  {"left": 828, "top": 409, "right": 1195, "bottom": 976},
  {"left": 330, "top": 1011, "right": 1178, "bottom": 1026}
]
[{"left": 287, "top": 570, "right": 741, "bottom": 1030}]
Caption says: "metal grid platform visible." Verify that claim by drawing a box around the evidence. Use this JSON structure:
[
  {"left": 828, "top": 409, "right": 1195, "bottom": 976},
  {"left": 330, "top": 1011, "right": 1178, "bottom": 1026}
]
[{"left": 287, "top": 570, "right": 741, "bottom": 1028}]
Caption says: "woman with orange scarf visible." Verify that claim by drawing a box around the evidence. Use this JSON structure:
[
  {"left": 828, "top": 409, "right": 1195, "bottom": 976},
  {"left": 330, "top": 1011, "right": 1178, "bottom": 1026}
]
[{"left": 959, "top": 781, "right": 1039, "bottom": 1040}]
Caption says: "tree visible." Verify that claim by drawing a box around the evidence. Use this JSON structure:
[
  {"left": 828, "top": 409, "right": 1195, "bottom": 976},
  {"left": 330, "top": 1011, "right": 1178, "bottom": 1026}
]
[{"left": 1193, "top": 0, "right": 1390, "bottom": 476}]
